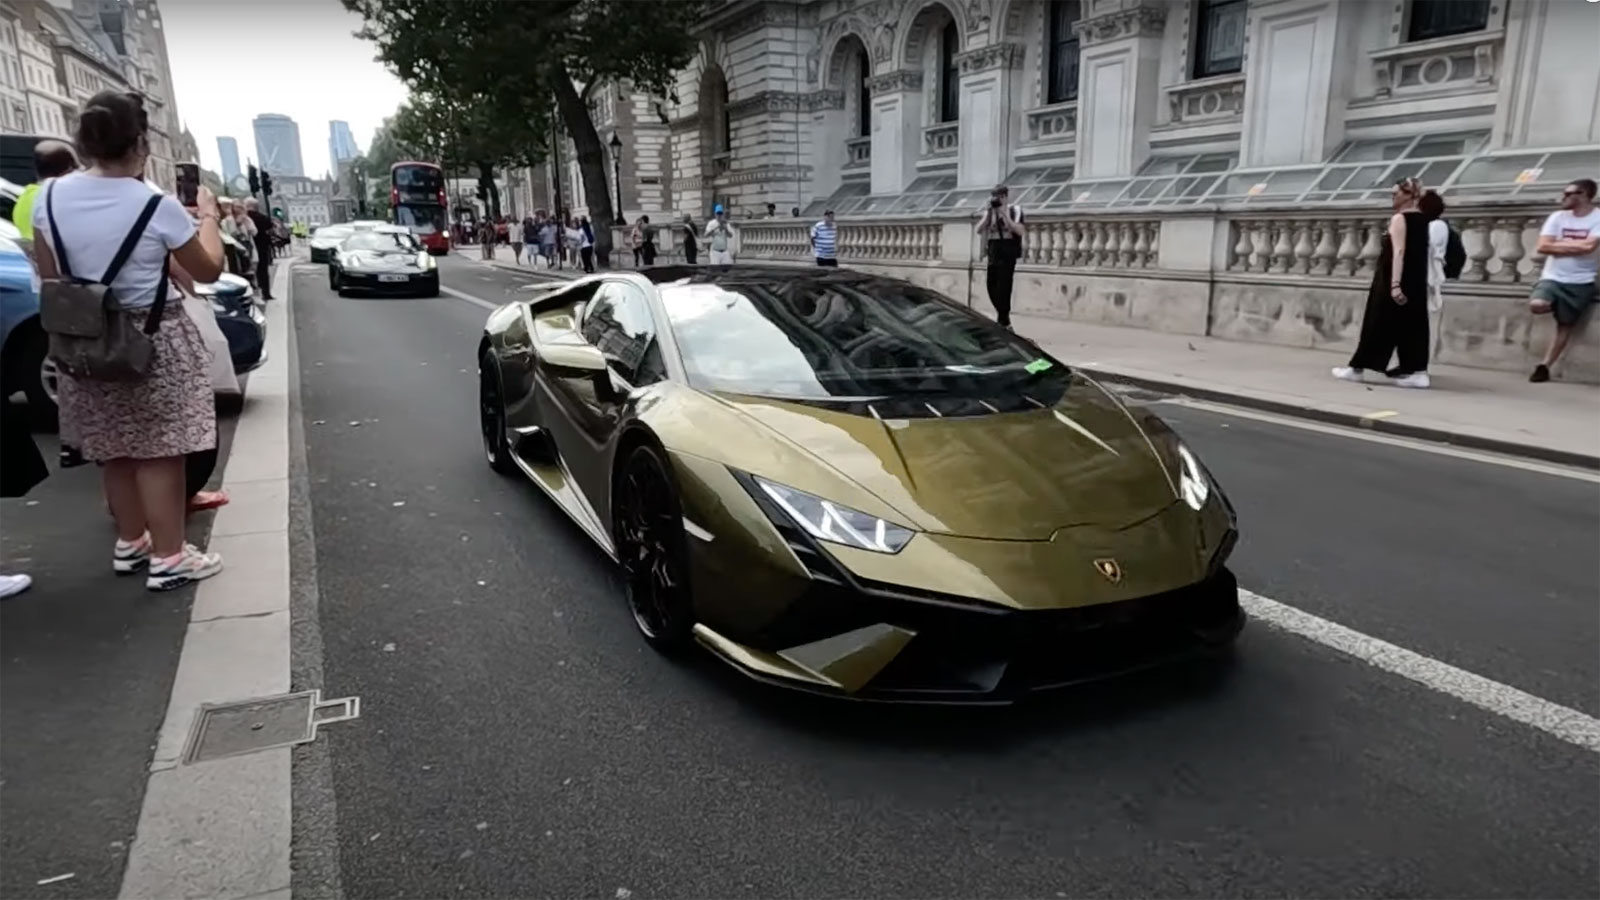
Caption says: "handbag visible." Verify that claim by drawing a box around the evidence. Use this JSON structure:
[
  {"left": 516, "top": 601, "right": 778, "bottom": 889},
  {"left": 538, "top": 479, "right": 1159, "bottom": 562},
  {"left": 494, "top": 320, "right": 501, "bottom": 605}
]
[{"left": 38, "top": 184, "right": 171, "bottom": 382}]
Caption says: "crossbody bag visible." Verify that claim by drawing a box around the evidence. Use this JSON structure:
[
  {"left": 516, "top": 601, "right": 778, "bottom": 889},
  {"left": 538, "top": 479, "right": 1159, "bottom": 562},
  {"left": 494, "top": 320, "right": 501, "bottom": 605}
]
[{"left": 39, "top": 184, "right": 172, "bottom": 382}]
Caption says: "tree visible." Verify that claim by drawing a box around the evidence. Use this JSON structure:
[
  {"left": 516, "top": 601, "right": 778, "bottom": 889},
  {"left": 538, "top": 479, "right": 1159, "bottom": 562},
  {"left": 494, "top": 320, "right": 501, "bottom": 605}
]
[{"left": 343, "top": 0, "right": 707, "bottom": 265}]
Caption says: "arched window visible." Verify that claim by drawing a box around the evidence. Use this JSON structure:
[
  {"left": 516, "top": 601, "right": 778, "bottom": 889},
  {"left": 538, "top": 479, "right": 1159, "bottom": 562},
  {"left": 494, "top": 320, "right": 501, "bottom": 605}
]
[
  {"left": 1046, "top": 0, "right": 1081, "bottom": 104},
  {"left": 939, "top": 20, "right": 959, "bottom": 123},
  {"left": 856, "top": 46, "right": 871, "bottom": 137}
]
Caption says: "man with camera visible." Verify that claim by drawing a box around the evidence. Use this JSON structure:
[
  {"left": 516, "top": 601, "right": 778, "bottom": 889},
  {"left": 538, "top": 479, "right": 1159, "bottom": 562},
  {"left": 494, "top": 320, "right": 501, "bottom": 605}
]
[{"left": 977, "top": 184, "right": 1025, "bottom": 329}]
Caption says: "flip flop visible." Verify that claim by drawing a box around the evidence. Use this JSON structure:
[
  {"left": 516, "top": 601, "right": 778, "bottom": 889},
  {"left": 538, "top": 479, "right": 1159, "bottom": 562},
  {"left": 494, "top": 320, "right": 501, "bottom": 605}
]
[{"left": 188, "top": 490, "right": 230, "bottom": 512}]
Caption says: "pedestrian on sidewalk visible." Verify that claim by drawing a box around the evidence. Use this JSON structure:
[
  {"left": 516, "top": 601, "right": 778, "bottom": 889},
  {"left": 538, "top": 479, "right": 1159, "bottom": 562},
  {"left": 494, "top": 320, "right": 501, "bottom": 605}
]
[
  {"left": 244, "top": 199, "right": 275, "bottom": 300},
  {"left": 810, "top": 209, "right": 839, "bottom": 267},
  {"left": 1528, "top": 179, "right": 1599, "bottom": 383},
  {"left": 1333, "top": 177, "right": 1432, "bottom": 389},
  {"left": 521, "top": 215, "right": 537, "bottom": 266},
  {"left": 31, "top": 91, "right": 227, "bottom": 590},
  {"left": 479, "top": 220, "right": 496, "bottom": 260},
  {"left": 977, "top": 184, "right": 1025, "bottom": 329},
  {"left": 638, "top": 215, "right": 658, "bottom": 266},
  {"left": 681, "top": 215, "right": 699, "bottom": 265},
  {"left": 509, "top": 219, "right": 525, "bottom": 265},
  {"left": 11, "top": 139, "right": 78, "bottom": 245},
  {"left": 577, "top": 216, "right": 596, "bottom": 273},
  {"left": 628, "top": 219, "right": 643, "bottom": 268},
  {"left": 705, "top": 205, "right": 737, "bottom": 265},
  {"left": 539, "top": 214, "right": 559, "bottom": 269}
]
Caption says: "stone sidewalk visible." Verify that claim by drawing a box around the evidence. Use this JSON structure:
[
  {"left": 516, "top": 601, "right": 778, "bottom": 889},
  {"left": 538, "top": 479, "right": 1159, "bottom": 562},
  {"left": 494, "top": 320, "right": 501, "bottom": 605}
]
[{"left": 1017, "top": 314, "right": 1599, "bottom": 468}]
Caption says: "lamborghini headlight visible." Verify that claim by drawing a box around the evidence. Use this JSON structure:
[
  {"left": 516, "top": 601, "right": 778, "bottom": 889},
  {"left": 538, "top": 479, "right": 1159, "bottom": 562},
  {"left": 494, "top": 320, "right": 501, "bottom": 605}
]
[
  {"left": 753, "top": 476, "right": 913, "bottom": 554},
  {"left": 1177, "top": 443, "right": 1210, "bottom": 511}
]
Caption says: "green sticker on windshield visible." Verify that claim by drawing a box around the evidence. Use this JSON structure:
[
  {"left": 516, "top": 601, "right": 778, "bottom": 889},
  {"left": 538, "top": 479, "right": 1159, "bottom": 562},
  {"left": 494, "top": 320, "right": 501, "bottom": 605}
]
[{"left": 1024, "top": 358, "right": 1053, "bottom": 374}]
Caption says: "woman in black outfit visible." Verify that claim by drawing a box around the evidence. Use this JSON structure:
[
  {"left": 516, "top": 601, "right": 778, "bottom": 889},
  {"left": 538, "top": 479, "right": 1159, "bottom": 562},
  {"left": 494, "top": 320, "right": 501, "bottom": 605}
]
[{"left": 1332, "top": 177, "right": 1432, "bottom": 389}]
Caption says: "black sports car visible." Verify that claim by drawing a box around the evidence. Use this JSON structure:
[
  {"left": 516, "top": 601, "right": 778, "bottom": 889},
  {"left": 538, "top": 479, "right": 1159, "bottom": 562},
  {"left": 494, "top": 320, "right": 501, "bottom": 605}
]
[{"left": 328, "top": 227, "right": 440, "bottom": 297}]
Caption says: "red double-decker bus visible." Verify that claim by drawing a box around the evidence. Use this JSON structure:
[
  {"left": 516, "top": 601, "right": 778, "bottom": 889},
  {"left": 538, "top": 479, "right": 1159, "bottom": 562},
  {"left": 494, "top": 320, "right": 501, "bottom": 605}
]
[{"left": 390, "top": 161, "right": 450, "bottom": 255}]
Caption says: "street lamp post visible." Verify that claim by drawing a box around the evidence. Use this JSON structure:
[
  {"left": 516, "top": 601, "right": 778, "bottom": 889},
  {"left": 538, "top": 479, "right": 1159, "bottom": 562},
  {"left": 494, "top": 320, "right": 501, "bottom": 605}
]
[{"left": 609, "top": 132, "right": 625, "bottom": 226}]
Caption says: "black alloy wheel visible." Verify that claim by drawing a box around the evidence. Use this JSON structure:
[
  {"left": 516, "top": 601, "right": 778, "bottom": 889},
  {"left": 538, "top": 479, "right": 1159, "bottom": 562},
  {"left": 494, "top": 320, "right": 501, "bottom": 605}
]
[
  {"left": 479, "top": 353, "right": 514, "bottom": 474},
  {"left": 614, "top": 443, "right": 694, "bottom": 652},
  {"left": 328, "top": 267, "right": 340, "bottom": 291}
]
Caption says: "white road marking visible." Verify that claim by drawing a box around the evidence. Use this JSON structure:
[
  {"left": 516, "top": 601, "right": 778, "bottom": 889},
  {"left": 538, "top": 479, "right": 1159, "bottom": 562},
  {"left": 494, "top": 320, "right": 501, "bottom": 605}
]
[
  {"left": 1240, "top": 589, "right": 1600, "bottom": 753},
  {"left": 440, "top": 285, "right": 499, "bottom": 311},
  {"left": 1158, "top": 397, "right": 1600, "bottom": 483}
]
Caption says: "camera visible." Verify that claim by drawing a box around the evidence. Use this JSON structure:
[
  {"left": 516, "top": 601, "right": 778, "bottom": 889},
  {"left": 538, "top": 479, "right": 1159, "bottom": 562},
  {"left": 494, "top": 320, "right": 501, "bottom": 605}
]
[{"left": 989, "top": 197, "right": 1002, "bottom": 208}]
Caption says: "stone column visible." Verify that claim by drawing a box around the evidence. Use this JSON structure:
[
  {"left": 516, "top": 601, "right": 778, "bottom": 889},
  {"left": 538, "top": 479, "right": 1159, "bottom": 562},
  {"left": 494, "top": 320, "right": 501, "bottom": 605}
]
[
  {"left": 953, "top": 43, "right": 1023, "bottom": 189},
  {"left": 1073, "top": 4, "right": 1166, "bottom": 178},
  {"left": 807, "top": 89, "right": 848, "bottom": 203},
  {"left": 867, "top": 70, "right": 924, "bottom": 196}
]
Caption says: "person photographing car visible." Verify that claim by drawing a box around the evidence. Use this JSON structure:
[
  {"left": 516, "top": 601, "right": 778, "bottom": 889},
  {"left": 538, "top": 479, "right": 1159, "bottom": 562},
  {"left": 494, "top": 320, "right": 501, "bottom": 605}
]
[{"left": 977, "top": 184, "right": 1025, "bottom": 329}]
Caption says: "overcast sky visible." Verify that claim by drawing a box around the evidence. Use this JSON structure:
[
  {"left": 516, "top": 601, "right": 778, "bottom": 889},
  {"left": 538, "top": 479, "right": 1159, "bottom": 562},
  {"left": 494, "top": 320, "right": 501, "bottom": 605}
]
[{"left": 162, "top": 0, "right": 408, "bottom": 180}]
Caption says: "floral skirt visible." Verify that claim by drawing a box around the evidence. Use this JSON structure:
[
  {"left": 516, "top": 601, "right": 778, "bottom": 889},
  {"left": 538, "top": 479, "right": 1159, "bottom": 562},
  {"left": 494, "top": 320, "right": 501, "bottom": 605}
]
[{"left": 58, "top": 308, "right": 216, "bottom": 461}]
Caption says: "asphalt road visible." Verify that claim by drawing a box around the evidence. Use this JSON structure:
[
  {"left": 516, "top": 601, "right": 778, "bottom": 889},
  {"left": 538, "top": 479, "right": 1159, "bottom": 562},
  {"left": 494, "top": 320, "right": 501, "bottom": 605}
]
[{"left": 290, "top": 253, "right": 1598, "bottom": 899}]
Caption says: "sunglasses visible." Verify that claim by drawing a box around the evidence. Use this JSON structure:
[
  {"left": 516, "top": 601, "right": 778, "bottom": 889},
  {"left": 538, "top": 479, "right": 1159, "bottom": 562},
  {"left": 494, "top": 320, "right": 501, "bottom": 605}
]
[{"left": 1561, "top": 189, "right": 1584, "bottom": 197}]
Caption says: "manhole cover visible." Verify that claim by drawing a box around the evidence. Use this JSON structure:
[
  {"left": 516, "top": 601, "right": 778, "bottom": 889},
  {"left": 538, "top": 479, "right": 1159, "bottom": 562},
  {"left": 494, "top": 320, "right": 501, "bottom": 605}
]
[{"left": 183, "top": 690, "right": 359, "bottom": 764}]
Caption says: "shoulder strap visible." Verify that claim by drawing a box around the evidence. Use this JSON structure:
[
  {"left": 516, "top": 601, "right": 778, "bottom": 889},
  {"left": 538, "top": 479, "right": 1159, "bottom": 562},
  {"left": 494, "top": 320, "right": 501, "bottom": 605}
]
[
  {"left": 100, "top": 194, "right": 165, "bottom": 286},
  {"left": 142, "top": 256, "right": 170, "bottom": 335},
  {"left": 44, "top": 181, "right": 73, "bottom": 279}
]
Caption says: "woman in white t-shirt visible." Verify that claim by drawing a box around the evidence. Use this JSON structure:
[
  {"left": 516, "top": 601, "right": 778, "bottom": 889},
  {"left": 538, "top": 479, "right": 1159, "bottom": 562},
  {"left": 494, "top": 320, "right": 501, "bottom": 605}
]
[{"left": 32, "top": 91, "right": 228, "bottom": 591}]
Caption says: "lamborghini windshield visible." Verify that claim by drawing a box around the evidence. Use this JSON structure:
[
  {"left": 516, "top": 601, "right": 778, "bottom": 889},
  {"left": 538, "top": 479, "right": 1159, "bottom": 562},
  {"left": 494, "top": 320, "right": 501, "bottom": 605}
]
[{"left": 658, "top": 278, "right": 1065, "bottom": 399}]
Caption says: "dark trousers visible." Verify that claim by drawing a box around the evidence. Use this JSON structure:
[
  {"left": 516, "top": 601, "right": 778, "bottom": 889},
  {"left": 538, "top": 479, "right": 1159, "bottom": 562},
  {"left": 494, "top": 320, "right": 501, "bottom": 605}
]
[
  {"left": 255, "top": 253, "right": 273, "bottom": 298},
  {"left": 985, "top": 239, "right": 1019, "bottom": 327},
  {"left": 186, "top": 447, "right": 218, "bottom": 498},
  {"left": 684, "top": 243, "right": 697, "bottom": 265},
  {"left": 580, "top": 246, "right": 594, "bottom": 273},
  {"left": 816, "top": 257, "right": 838, "bottom": 267},
  {"left": 641, "top": 242, "right": 657, "bottom": 266},
  {"left": 1349, "top": 290, "right": 1429, "bottom": 374}
]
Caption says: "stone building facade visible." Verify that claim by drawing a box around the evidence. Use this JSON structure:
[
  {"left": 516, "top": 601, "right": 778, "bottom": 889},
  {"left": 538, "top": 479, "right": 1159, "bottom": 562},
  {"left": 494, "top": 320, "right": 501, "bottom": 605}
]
[{"left": 627, "top": 0, "right": 1600, "bottom": 380}]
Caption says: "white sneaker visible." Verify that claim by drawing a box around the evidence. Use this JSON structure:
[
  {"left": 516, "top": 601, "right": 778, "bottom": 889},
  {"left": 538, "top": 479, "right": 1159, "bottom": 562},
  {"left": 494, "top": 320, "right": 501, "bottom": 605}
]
[
  {"left": 147, "top": 544, "right": 224, "bottom": 592},
  {"left": 114, "top": 533, "right": 152, "bottom": 575},
  {"left": 1331, "top": 366, "right": 1364, "bottom": 383},
  {"left": 0, "top": 573, "right": 32, "bottom": 599},
  {"left": 1394, "top": 372, "right": 1430, "bottom": 389}
]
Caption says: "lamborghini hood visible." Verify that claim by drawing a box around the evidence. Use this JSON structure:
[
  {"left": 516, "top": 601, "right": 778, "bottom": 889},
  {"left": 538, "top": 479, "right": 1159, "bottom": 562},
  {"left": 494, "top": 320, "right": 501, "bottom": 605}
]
[{"left": 715, "top": 374, "right": 1178, "bottom": 541}]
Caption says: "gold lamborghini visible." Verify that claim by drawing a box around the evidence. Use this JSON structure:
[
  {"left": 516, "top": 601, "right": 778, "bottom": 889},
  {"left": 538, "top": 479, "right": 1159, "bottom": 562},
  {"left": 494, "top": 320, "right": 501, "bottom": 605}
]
[{"left": 477, "top": 266, "right": 1241, "bottom": 702}]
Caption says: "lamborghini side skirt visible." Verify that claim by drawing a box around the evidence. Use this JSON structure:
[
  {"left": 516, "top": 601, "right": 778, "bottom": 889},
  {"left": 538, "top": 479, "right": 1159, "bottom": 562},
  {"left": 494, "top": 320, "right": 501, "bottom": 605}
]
[{"left": 507, "top": 437, "right": 616, "bottom": 560}]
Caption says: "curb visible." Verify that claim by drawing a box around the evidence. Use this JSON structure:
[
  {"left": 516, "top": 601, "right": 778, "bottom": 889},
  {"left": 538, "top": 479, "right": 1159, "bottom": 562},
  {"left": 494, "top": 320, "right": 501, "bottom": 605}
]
[{"left": 1085, "top": 367, "right": 1600, "bottom": 471}]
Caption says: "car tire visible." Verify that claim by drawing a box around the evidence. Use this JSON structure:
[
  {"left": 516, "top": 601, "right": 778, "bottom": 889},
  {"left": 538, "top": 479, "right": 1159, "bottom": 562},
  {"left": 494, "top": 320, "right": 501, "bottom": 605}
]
[
  {"left": 4, "top": 323, "right": 58, "bottom": 426},
  {"left": 478, "top": 352, "right": 516, "bottom": 476},
  {"left": 420, "top": 277, "right": 440, "bottom": 298},
  {"left": 613, "top": 442, "right": 694, "bottom": 654},
  {"left": 328, "top": 269, "right": 339, "bottom": 291}
]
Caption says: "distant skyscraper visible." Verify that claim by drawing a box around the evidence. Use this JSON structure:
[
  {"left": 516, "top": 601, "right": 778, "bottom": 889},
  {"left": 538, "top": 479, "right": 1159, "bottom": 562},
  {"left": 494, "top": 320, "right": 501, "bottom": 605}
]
[
  {"left": 252, "top": 113, "right": 305, "bottom": 177},
  {"left": 217, "top": 136, "right": 242, "bottom": 185},
  {"left": 328, "top": 120, "right": 360, "bottom": 167}
]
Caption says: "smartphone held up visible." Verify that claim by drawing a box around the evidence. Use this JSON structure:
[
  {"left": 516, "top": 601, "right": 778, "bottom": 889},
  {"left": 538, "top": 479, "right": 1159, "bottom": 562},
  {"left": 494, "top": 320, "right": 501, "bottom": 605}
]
[{"left": 175, "top": 161, "right": 200, "bottom": 207}]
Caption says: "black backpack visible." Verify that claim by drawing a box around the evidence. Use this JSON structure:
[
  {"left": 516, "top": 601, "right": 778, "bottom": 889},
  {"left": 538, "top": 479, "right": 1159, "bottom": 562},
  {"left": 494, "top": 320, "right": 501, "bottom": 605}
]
[{"left": 1443, "top": 222, "right": 1466, "bottom": 280}]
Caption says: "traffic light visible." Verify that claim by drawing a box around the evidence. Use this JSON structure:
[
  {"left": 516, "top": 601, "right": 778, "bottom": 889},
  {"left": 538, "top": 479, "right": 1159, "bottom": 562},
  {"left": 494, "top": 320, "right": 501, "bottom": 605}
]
[
  {"left": 247, "top": 164, "right": 260, "bottom": 195},
  {"left": 261, "top": 170, "right": 273, "bottom": 196}
]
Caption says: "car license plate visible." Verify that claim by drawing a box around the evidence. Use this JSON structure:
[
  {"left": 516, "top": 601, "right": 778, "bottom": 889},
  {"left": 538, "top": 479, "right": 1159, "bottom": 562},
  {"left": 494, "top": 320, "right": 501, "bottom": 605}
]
[{"left": 378, "top": 274, "right": 408, "bottom": 283}]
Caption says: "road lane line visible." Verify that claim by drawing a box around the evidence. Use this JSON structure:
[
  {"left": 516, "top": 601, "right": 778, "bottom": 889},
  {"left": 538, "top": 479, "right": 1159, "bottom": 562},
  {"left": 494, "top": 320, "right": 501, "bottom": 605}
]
[
  {"left": 1240, "top": 589, "right": 1600, "bottom": 753},
  {"left": 1160, "top": 397, "right": 1600, "bottom": 483},
  {"left": 440, "top": 285, "right": 499, "bottom": 311}
]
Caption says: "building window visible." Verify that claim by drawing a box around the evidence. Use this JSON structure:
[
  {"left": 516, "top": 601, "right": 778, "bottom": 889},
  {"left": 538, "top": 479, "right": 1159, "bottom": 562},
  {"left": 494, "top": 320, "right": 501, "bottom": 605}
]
[
  {"left": 1046, "top": 1, "right": 1081, "bottom": 103},
  {"left": 938, "top": 20, "right": 959, "bottom": 123},
  {"left": 1193, "top": 0, "right": 1246, "bottom": 79},
  {"left": 1407, "top": 0, "right": 1490, "bottom": 42},
  {"left": 856, "top": 46, "right": 871, "bottom": 137}
]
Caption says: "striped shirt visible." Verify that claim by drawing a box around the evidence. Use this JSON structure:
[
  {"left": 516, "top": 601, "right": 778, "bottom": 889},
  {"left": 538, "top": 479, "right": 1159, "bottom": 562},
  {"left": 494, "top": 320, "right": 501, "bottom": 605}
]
[{"left": 810, "top": 220, "right": 838, "bottom": 259}]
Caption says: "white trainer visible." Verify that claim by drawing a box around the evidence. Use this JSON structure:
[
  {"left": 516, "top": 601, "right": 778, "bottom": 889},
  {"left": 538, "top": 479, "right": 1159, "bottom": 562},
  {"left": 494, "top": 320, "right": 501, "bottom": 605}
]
[
  {"left": 114, "top": 534, "right": 152, "bottom": 575},
  {"left": 1394, "top": 372, "right": 1431, "bottom": 389},
  {"left": 1331, "top": 366, "right": 1364, "bottom": 383},
  {"left": 0, "top": 573, "right": 32, "bottom": 599},
  {"left": 146, "top": 545, "right": 224, "bottom": 592}
]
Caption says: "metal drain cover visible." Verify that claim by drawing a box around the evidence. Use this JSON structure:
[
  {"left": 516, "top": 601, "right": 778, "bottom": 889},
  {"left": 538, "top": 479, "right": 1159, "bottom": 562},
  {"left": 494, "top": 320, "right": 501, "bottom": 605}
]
[{"left": 183, "top": 690, "right": 359, "bottom": 764}]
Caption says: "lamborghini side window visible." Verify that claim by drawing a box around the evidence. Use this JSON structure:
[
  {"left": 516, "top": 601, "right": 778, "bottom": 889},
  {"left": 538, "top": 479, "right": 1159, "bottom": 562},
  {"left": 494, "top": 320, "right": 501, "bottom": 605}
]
[{"left": 582, "top": 283, "right": 667, "bottom": 386}]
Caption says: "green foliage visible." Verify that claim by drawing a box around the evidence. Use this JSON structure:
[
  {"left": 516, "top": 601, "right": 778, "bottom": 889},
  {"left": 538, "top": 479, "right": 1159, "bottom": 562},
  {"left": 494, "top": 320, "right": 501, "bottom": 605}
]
[{"left": 343, "top": 0, "right": 708, "bottom": 254}]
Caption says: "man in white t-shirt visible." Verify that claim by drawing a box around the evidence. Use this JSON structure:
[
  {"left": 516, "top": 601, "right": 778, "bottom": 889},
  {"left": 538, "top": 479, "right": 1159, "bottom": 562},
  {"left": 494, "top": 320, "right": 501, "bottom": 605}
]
[
  {"left": 1528, "top": 178, "right": 1599, "bottom": 382},
  {"left": 704, "top": 204, "right": 736, "bottom": 265}
]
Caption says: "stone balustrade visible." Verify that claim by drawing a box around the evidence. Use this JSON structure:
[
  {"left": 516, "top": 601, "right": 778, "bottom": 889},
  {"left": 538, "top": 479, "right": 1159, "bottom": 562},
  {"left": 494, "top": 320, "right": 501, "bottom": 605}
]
[
  {"left": 1223, "top": 209, "right": 1547, "bottom": 284},
  {"left": 922, "top": 122, "right": 959, "bottom": 158},
  {"left": 740, "top": 220, "right": 944, "bottom": 262},
  {"left": 845, "top": 136, "right": 871, "bottom": 168},
  {"left": 1011, "top": 218, "right": 1161, "bottom": 269},
  {"left": 1024, "top": 103, "right": 1077, "bottom": 143}
]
